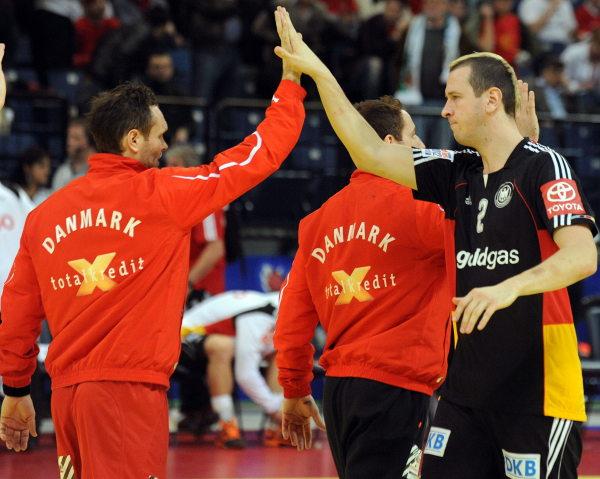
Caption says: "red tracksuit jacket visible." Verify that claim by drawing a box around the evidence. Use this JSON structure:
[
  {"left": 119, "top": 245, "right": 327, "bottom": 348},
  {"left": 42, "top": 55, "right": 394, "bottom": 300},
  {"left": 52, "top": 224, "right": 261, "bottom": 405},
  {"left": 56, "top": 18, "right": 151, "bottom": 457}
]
[
  {"left": 275, "top": 171, "right": 452, "bottom": 398},
  {"left": 0, "top": 80, "right": 305, "bottom": 394}
]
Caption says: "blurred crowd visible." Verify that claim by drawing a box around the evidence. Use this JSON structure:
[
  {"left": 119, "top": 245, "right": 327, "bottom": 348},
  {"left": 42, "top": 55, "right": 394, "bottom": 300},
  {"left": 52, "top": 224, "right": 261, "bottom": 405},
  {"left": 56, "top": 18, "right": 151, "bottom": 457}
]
[{"left": 0, "top": 0, "right": 597, "bottom": 119}]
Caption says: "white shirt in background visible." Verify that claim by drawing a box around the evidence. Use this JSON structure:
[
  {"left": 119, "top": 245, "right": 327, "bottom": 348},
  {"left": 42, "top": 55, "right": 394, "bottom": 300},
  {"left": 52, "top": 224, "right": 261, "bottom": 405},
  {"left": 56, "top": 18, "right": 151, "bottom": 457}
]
[
  {"left": 518, "top": 0, "right": 576, "bottom": 45},
  {"left": 182, "top": 290, "right": 282, "bottom": 414},
  {"left": 0, "top": 182, "right": 34, "bottom": 298}
]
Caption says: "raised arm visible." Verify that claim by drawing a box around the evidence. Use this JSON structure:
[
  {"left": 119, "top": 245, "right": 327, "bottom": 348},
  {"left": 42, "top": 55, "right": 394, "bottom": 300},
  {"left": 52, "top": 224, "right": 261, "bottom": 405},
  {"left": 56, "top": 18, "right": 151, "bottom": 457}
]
[{"left": 274, "top": 7, "right": 417, "bottom": 189}]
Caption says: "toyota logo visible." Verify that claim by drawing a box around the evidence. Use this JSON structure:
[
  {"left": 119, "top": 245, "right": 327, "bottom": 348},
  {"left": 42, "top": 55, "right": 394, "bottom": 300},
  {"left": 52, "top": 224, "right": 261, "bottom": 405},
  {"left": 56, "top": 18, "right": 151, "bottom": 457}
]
[{"left": 547, "top": 182, "right": 576, "bottom": 202}]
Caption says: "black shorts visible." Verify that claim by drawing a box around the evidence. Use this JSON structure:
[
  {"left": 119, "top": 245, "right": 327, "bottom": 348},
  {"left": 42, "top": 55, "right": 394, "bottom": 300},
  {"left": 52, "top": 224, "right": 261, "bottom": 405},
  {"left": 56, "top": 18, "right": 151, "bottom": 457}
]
[
  {"left": 175, "top": 336, "right": 210, "bottom": 414},
  {"left": 323, "top": 376, "right": 429, "bottom": 479},
  {"left": 421, "top": 398, "right": 582, "bottom": 479}
]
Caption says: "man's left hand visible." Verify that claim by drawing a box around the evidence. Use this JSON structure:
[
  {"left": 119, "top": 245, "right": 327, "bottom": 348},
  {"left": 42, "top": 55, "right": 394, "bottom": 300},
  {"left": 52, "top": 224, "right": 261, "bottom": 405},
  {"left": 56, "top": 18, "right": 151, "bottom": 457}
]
[
  {"left": 452, "top": 282, "right": 519, "bottom": 334},
  {"left": 0, "top": 394, "right": 37, "bottom": 452},
  {"left": 281, "top": 395, "right": 326, "bottom": 451}
]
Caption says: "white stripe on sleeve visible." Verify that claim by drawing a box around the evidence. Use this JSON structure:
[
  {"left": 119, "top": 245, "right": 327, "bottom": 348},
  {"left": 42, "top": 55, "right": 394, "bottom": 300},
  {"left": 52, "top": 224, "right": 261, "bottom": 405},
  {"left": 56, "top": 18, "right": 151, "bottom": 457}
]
[
  {"left": 202, "top": 213, "right": 218, "bottom": 241},
  {"left": 172, "top": 132, "right": 263, "bottom": 181}
]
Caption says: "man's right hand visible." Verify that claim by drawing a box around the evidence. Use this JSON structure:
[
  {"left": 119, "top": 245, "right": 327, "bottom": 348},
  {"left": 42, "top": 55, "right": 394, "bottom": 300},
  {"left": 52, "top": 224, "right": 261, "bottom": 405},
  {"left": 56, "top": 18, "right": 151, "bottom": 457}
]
[
  {"left": 0, "top": 394, "right": 38, "bottom": 452},
  {"left": 274, "top": 7, "right": 329, "bottom": 81},
  {"left": 0, "top": 43, "right": 6, "bottom": 110},
  {"left": 515, "top": 79, "right": 539, "bottom": 142},
  {"left": 281, "top": 395, "right": 326, "bottom": 451}
]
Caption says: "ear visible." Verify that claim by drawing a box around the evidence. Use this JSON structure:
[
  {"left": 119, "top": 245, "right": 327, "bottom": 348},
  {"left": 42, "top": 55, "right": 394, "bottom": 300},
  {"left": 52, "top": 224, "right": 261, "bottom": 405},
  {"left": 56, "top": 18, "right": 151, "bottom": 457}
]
[
  {"left": 383, "top": 134, "right": 396, "bottom": 144},
  {"left": 122, "top": 129, "right": 142, "bottom": 154},
  {"left": 486, "top": 87, "right": 503, "bottom": 114}
]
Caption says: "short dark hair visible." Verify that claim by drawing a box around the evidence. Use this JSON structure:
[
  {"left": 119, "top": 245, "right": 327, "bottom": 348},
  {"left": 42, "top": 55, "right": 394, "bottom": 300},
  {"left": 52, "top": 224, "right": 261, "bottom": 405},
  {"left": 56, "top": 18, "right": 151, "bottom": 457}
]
[
  {"left": 87, "top": 82, "right": 158, "bottom": 154},
  {"left": 540, "top": 55, "right": 564, "bottom": 73},
  {"left": 354, "top": 95, "right": 405, "bottom": 141},
  {"left": 450, "top": 52, "right": 518, "bottom": 117},
  {"left": 12, "top": 146, "right": 50, "bottom": 187}
]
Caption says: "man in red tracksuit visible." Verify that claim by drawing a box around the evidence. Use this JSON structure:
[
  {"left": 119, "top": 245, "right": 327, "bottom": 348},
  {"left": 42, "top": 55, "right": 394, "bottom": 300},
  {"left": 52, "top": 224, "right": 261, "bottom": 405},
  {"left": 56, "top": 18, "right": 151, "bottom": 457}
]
[
  {"left": 274, "top": 96, "right": 452, "bottom": 479},
  {"left": 0, "top": 59, "right": 305, "bottom": 477},
  {"left": 189, "top": 209, "right": 227, "bottom": 298}
]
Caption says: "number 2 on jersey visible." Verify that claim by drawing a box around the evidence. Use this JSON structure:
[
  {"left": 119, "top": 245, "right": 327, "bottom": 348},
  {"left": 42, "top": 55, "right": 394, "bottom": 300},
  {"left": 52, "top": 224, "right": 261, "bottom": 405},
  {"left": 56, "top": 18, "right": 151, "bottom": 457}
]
[{"left": 477, "top": 198, "right": 488, "bottom": 233}]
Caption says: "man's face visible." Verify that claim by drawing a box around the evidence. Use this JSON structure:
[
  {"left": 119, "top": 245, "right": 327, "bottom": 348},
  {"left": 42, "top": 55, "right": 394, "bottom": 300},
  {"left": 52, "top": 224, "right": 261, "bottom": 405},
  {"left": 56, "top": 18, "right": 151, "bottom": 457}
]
[
  {"left": 493, "top": 0, "right": 513, "bottom": 14},
  {"left": 147, "top": 55, "right": 174, "bottom": 84},
  {"left": 137, "top": 106, "right": 168, "bottom": 168},
  {"left": 448, "top": 0, "right": 466, "bottom": 21},
  {"left": 442, "top": 65, "right": 485, "bottom": 147},
  {"left": 542, "top": 65, "right": 565, "bottom": 87},
  {"left": 423, "top": 0, "right": 448, "bottom": 22},
  {"left": 383, "top": 0, "right": 403, "bottom": 22},
  {"left": 84, "top": 0, "right": 106, "bottom": 21},
  {"left": 399, "top": 110, "right": 426, "bottom": 148},
  {"left": 67, "top": 124, "right": 89, "bottom": 160}
]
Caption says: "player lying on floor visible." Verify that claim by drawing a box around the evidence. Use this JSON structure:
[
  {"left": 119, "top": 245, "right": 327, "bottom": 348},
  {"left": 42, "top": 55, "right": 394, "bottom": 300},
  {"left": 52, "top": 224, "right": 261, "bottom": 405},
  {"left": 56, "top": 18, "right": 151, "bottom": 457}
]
[{"left": 179, "top": 290, "right": 292, "bottom": 448}]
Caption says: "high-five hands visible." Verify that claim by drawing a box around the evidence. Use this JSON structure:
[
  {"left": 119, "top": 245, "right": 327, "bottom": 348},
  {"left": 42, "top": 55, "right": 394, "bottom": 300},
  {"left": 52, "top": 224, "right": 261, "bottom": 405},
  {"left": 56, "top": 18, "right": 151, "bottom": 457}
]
[
  {"left": 515, "top": 79, "right": 539, "bottom": 143},
  {"left": 452, "top": 281, "right": 519, "bottom": 334},
  {"left": 274, "top": 7, "right": 301, "bottom": 84},
  {"left": 281, "top": 395, "right": 326, "bottom": 451},
  {"left": 273, "top": 7, "right": 329, "bottom": 80}
]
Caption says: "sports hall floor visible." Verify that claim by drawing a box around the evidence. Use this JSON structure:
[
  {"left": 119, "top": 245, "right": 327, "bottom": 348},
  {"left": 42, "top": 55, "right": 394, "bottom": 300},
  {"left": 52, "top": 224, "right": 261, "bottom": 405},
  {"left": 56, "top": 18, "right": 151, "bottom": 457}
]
[{"left": 2, "top": 428, "right": 600, "bottom": 478}]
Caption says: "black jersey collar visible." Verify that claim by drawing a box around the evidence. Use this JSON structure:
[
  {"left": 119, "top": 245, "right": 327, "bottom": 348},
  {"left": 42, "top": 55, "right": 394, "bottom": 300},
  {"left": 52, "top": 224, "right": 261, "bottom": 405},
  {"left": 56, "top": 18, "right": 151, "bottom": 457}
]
[{"left": 503, "top": 137, "right": 529, "bottom": 170}]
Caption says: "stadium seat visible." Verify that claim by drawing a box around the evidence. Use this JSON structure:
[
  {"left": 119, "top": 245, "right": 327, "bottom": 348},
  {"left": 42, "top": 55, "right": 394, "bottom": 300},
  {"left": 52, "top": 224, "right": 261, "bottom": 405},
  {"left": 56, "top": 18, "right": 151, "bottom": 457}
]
[
  {"left": 289, "top": 145, "right": 338, "bottom": 174},
  {"left": 47, "top": 70, "right": 82, "bottom": 106}
]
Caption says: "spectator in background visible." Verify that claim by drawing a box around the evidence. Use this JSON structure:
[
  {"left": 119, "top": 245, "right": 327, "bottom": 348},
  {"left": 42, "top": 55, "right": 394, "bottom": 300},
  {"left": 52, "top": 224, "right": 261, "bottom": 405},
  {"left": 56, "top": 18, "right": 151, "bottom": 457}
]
[
  {"left": 12, "top": 146, "right": 53, "bottom": 206},
  {"left": 399, "top": 0, "right": 460, "bottom": 146},
  {"left": 533, "top": 56, "right": 572, "bottom": 119},
  {"left": 165, "top": 145, "right": 227, "bottom": 304},
  {"left": 172, "top": 0, "right": 242, "bottom": 104},
  {"left": 320, "top": 0, "right": 362, "bottom": 86},
  {"left": 560, "top": 27, "right": 600, "bottom": 112},
  {"left": 575, "top": 0, "right": 600, "bottom": 41},
  {"left": 128, "top": 6, "right": 185, "bottom": 79},
  {"left": 52, "top": 118, "right": 95, "bottom": 190},
  {"left": 352, "top": 0, "right": 411, "bottom": 99},
  {"left": 142, "top": 51, "right": 194, "bottom": 144},
  {"left": 252, "top": 1, "right": 286, "bottom": 97},
  {"left": 30, "top": 0, "right": 81, "bottom": 87},
  {"left": 448, "top": 0, "right": 481, "bottom": 55},
  {"left": 470, "top": 0, "right": 522, "bottom": 67},
  {"left": 74, "top": 0, "right": 121, "bottom": 68},
  {"left": 518, "top": 0, "right": 576, "bottom": 56}
]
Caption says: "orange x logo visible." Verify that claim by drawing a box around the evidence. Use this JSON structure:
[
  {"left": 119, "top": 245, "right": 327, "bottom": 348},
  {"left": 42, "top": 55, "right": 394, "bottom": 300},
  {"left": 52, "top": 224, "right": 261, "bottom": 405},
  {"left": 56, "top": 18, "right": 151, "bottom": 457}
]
[
  {"left": 68, "top": 252, "right": 117, "bottom": 296},
  {"left": 331, "top": 266, "right": 373, "bottom": 305}
]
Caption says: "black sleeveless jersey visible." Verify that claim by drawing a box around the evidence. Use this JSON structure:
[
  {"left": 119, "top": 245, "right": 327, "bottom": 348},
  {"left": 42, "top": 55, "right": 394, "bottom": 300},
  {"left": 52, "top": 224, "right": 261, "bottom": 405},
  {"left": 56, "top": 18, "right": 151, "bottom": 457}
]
[{"left": 412, "top": 139, "right": 597, "bottom": 421}]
